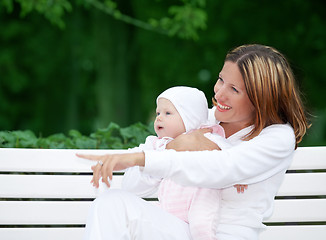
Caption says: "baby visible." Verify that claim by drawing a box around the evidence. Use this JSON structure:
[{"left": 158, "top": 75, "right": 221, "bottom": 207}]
[{"left": 122, "top": 86, "right": 246, "bottom": 240}]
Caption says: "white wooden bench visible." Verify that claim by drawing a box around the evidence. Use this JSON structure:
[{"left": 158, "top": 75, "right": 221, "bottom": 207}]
[{"left": 0, "top": 147, "right": 325, "bottom": 240}]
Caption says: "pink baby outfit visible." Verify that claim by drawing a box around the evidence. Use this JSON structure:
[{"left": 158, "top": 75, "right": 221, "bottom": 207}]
[{"left": 157, "top": 124, "right": 225, "bottom": 240}]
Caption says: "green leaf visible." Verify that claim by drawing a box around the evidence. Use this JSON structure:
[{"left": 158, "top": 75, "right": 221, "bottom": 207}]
[
  {"left": 74, "top": 137, "right": 97, "bottom": 149},
  {"left": 69, "top": 129, "right": 82, "bottom": 138},
  {"left": 0, "top": 131, "right": 16, "bottom": 147}
]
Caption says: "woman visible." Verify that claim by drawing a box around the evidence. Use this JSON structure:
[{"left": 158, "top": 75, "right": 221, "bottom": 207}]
[{"left": 77, "top": 44, "right": 309, "bottom": 240}]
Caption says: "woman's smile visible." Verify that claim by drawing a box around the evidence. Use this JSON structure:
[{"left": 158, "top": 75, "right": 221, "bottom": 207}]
[{"left": 216, "top": 101, "right": 231, "bottom": 111}]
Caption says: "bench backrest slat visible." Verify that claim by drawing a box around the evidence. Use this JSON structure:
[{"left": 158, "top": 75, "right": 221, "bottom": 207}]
[
  {"left": 290, "top": 147, "right": 326, "bottom": 170},
  {"left": 1, "top": 147, "right": 325, "bottom": 172},
  {"left": 1, "top": 199, "right": 325, "bottom": 225},
  {"left": 0, "top": 149, "right": 126, "bottom": 173},
  {"left": 0, "top": 201, "right": 90, "bottom": 225},
  {"left": 0, "top": 174, "right": 121, "bottom": 198},
  {"left": 260, "top": 226, "right": 326, "bottom": 240},
  {"left": 0, "top": 226, "right": 325, "bottom": 240},
  {"left": 0, "top": 228, "right": 84, "bottom": 240},
  {"left": 1, "top": 172, "right": 325, "bottom": 199}
]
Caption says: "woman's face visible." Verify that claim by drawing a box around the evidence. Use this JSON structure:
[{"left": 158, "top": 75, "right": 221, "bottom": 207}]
[{"left": 214, "top": 61, "right": 255, "bottom": 133}]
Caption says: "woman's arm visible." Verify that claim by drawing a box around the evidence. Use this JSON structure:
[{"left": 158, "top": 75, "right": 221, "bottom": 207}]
[
  {"left": 166, "top": 128, "right": 221, "bottom": 151},
  {"left": 143, "top": 124, "right": 296, "bottom": 189},
  {"left": 77, "top": 130, "right": 219, "bottom": 188},
  {"left": 77, "top": 124, "right": 295, "bottom": 189}
]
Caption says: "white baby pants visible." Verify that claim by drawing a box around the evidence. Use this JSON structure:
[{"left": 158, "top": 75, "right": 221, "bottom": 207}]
[{"left": 83, "top": 189, "right": 192, "bottom": 240}]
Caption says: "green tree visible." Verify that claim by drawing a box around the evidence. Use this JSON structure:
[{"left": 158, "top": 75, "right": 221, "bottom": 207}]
[
  {"left": 2, "top": 0, "right": 207, "bottom": 40},
  {"left": 1, "top": 0, "right": 208, "bottom": 135}
]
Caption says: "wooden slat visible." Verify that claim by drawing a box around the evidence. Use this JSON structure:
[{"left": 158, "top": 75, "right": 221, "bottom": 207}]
[
  {"left": 1, "top": 172, "right": 325, "bottom": 199},
  {"left": 0, "top": 228, "right": 84, "bottom": 240},
  {"left": 0, "top": 148, "right": 128, "bottom": 173},
  {"left": 276, "top": 172, "right": 326, "bottom": 196},
  {"left": 261, "top": 225, "right": 326, "bottom": 240},
  {"left": 0, "top": 175, "right": 157, "bottom": 199},
  {"left": 265, "top": 199, "right": 326, "bottom": 223},
  {"left": 0, "top": 174, "right": 121, "bottom": 198},
  {"left": 0, "top": 201, "right": 91, "bottom": 224},
  {"left": 288, "top": 147, "right": 326, "bottom": 170},
  {"left": 1, "top": 147, "right": 325, "bottom": 172},
  {"left": 1, "top": 225, "right": 326, "bottom": 240},
  {"left": 1, "top": 199, "right": 326, "bottom": 225}
]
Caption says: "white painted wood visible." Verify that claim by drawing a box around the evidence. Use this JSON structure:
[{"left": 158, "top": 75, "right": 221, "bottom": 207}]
[
  {"left": 1, "top": 225, "right": 326, "bottom": 240},
  {"left": 1, "top": 147, "right": 325, "bottom": 172},
  {"left": 1, "top": 199, "right": 325, "bottom": 225},
  {"left": 289, "top": 147, "right": 326, "bottom": 170},
  {"left": 265, "top": 199, "right": 326, "bottom": 223},
  {"left": 0, "top": 174, "right": 117, "bottom": 198},
  {"left": 1, "top": 225, "right": 325, "bottom": 240},
  {"left": 0, "top": 201, "right": 91, "bottom": 224},
  {"left": 0, "top": 146, "right": 325, "bottom": 240},
  {"left": 0, "top": 228, "right": 84, "bottom": 240},
  {"left": 260, "top": 225, "right": 326, "bottom": 240},
  {"left": 1, "top": 172, "right": 325, "bottom": 199},
  {"left": 276, "top": 172, "right": 326, "bottom": 196},
  {"left": 0, "top": 148, "right": 129, "bottom": 172}
]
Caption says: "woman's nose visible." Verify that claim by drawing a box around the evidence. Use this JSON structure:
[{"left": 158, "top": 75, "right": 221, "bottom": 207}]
[{"left": 214, "top": 86, "right": 226, "bottom": 102}]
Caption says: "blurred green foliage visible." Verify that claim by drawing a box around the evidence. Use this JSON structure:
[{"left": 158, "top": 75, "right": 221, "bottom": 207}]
[
  {"left": 0, "top": 0, "right": 326, "bottom": 146},
  {"left": 2, "top": 0, "right": 207, "bottom": 39},
  {"left": 0, "top": 122, "right": 155, "bottom": 149},
  {"left": 2, "top": 0, "right": 72, "bottom": 28}
]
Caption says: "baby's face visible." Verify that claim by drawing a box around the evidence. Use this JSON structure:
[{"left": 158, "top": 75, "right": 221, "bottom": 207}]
[{"left": 154, "top": 98, "right": 186, "bottom": 139}]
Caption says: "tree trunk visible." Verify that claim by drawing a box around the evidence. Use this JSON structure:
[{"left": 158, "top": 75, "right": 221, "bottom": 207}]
[{"left": 93, "top": 9, "right": 134, "bottom": 129}]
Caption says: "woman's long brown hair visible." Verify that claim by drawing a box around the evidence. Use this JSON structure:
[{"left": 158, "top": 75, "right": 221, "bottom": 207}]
[{"left": 224, "top": 44, "right": 310, "bottom": 148}]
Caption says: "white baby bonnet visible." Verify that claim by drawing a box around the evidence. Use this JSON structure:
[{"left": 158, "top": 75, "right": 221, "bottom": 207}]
[{"left": 156, "top": 86, "right": 208, "bottom": 132}]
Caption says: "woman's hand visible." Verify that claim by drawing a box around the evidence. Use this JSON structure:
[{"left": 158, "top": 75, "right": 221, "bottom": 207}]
[
  {"left": 234, "top": 184, "right": 248, "bottom": 193},
  {"left": 166, "top": 128, "right": 221, "bottom": 151},
  {"left": 76, "top": 152, "right": 145, "bottom": 188}
]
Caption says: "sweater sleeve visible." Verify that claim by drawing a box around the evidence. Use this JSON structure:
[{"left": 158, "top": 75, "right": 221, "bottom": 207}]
[{"left": 142, "top": 123, "right": 296, "bottom": 189}]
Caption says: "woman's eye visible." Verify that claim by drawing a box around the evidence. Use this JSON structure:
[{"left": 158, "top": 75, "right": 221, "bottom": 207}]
[
  {"left": 232, "top": 87, "right": 239, "bottom": 93},
  {"left": 156, "top": 112, "right": 160, "bottom": 116},
  {"left": 166, "top": 112, "right": 171, "bottom": 115}
]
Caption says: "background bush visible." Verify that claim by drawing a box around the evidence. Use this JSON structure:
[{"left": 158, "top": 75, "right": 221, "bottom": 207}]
[{"left": 0, "top": 122, "right": 155, "bottom": 149}]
